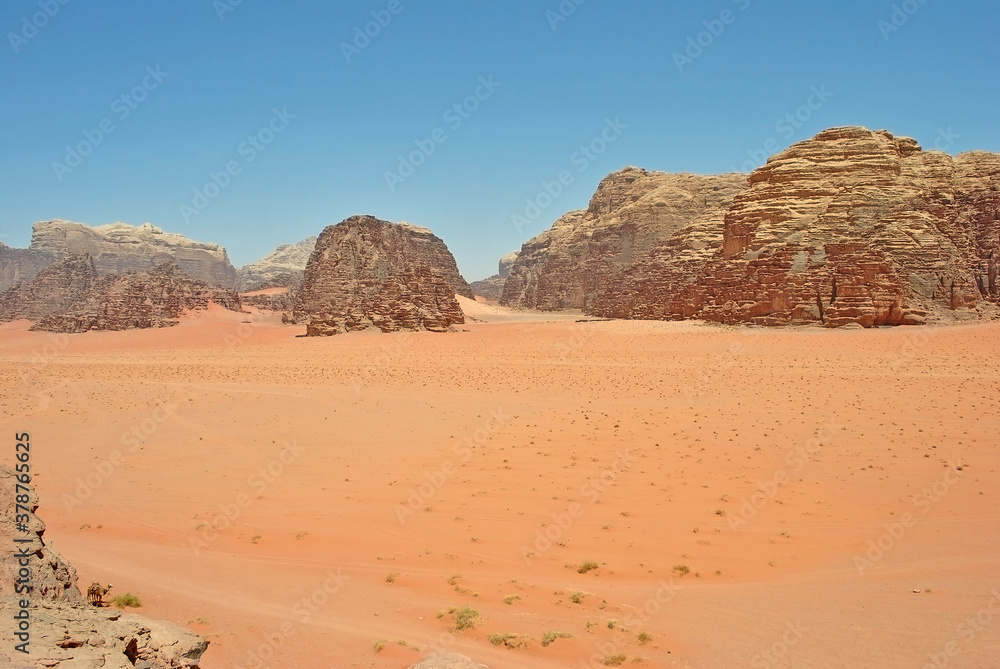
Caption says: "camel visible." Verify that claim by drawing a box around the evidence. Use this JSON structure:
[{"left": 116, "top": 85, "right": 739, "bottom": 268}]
[{"left": 87, "top": 582, "right": 113, "bottom": 606}]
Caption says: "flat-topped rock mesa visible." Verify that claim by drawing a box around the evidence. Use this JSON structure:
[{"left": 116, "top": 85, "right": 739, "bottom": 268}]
[
  {"left": 28, "top": 220, "right": 238, "bottom": 288},
  {"left": 500, "top": 167, "right": 747, "bottom": 311},
  {"left": 0, "top": 464, "right": 209, "bottom": 668},
  {"left": 237, "top": 236, "right": 317, "bottom": 292},
  {"left": 469, "top": 250, "right": 519, "bottom": 301},
  {"left": 294, "top": 215, "right": 471, "bottom": 335},
  {"left": 0, "top": 252, "right": 242, "bottom": 333},
  {"left": 593, "top": 127, "right": 1000, "bottom": 326}
]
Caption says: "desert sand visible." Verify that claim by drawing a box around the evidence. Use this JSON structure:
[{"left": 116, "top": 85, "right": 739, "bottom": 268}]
[{"left": 2, "top": 301, "right": 998, "bottom": 668}]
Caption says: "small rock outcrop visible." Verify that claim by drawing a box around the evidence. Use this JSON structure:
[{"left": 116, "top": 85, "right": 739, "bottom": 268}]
[
  {"left": 294, "top": 215, "right": 470, "bottom": 335},
  {"left": 469, "top": 251, "right": 519, "bottom": 301},
  {"left": 500, "top": 168, "right": 747, "bottom": 311},
  {"left": 237, "top": 236, "right": 317, "bottom": 292},
  {"left": 592, "top": 127, "right": 1000, "bottom": 326},
  {"left": 0, "top": 465, "right": 209, "bottom": 668},
  {"left": 0, "top": 253, "right": 242, "bottom": 332},
  {"left": 409, "top": 653, "right": 489, "bottom": 669},
  {"left": 25, "top": 220, "right": 238, "bottom": 288}
]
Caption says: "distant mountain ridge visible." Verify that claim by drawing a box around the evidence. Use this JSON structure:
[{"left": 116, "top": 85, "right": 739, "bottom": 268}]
[
  {"left": 0, "top": 219, "right": 237, "bottom": 291},
  {"left": 237, "top": 236, "right": 317, "bottom": 292}
]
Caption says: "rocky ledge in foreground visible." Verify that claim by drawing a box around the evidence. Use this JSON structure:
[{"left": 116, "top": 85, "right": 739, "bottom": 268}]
[
  {"left": 293, "top": 215, "right": 470, "bottom": 335},
  {"left": 0, "top": 465, "right": 208, "bottom": 668}
]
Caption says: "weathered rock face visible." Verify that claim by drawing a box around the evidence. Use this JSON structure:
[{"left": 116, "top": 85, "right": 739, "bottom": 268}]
[
  {"left": 0, "top": 464, "right": 209, "bottom": 668},
  {"left": 469, "top": 251, "right": 519, "bottom": 301},
  {"left": 294, "top": 216, "right": 470, "bottom": 335},
  {"left": 0, "top": 242, "right": 57, "bottom": 293},
  {"left": 0, "top": 253, "right": 242, "bottom": 332},
  {"left": 240, "top": 289, "right": 295, "bottom": 313},
  {"left": 500, "top": 168, "right": 747, "bottom": 311},
  {"left": 237, "top": 236, "right": 317, "bottom": 292},
  {"left": 28, "top": 220, "right": 238, "bottom": 288},
  {"left": 593, "top": 127, "right": 1000, "bottom": 326}
]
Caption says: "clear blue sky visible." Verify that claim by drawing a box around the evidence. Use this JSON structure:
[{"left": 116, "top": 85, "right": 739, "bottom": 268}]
[{"left": 2, "top": 0, "right": 997, "bottom": 281}]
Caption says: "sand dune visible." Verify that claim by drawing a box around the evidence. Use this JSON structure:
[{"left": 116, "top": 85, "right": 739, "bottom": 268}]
[{"left": 2, "top": 313, "right": 998, "bottom": 668}]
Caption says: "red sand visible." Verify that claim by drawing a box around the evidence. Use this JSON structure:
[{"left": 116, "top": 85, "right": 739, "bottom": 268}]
[{"left": 2, "top": 306, "right": 999, "bottom": 668}]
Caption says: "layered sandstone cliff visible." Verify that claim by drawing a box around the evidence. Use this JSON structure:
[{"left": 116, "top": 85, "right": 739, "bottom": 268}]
[
  {"left": 500, "top": 168, "right": 747, "bottom": 311},
  {"left": 15, "top": 220, "right": 238, "bottom": 288},
  {"left": 237, "top": 236, "right": 317, "bottom": 292},
  {"left": 0, "top": 464, "right": 208, "bottom": 667},
  {"left": 294, "top": 216, "right": 470, "bottom": 335},
  {"left": 0, "top": 253, "right": 242, "bottom": 332},
  {"left": 592, "top": 127, "right": 1000, "bottom": 326}
]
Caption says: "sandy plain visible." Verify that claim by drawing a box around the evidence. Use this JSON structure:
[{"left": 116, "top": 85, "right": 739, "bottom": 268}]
[{"left": 1, "top": 298, "right": 999, "bottom": 668}]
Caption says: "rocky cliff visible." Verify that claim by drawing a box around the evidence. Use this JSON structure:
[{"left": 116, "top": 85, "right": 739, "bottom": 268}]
[
  {"left": 237, "top": 236, "right": 317, "bottom": 292},
  {"left": 469, "top": 251, "right": 519, "bottom": 301},
  {"left": 592, "top": 127, "right": 1000, "bottom": 326},
  {"left": 294, "top": 215, "right": 469, "bottom": 335},
  {"left": 0, "top": 242, "right": 57, "bottom": 293},
  {"left": 24, "top": 220, "right": 237, "bottom": 288},
  {"left": 0, "top": 253, "right": 242, "bottom": 332},
  {"left": 500, "top": 168, "right": 747, "bottom": 311},
  {"left": 0, "top": 464, "right": 208, "bottom": 667}
]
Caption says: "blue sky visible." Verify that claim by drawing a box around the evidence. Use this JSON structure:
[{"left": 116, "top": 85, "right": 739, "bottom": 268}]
[{"left": 1, "top": 0, "right": 997, "bottom": 281}]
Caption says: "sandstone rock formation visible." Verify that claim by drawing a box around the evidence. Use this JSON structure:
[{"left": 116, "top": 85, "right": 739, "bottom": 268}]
[
  {"left": 592, "top": 127, "right": 1000, "bottom": 326},
  {"left": 0, "top": 253, "right": 242, "bottom": 332},
  {"left": 239, "top": 289, "right": 295, "bottom": 313},
  {"left": 14, "top": 220, "right": 237, "bottom": 288},
  {"left": 469, "top": 251, "right": 519, "bottom": 301},
  {"left": 0, "top": 464, "right": 208, "bottom": 668},
  {"left": 237, "top": 236, "right": 317, "bottom": 292},
  {"left": 500, "top": 168, "right": 747, "bottom": 311},
  {"left": 294, "top": 215, "right": 470, "bottom": 335},
  {"left": 0, "top": 242, "right": 56, "bottom": 293}
]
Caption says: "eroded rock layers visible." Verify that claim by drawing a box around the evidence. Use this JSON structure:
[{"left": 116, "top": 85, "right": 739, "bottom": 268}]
[{"left": 294, "top": 215, "right": 470, "bottom": 335}]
